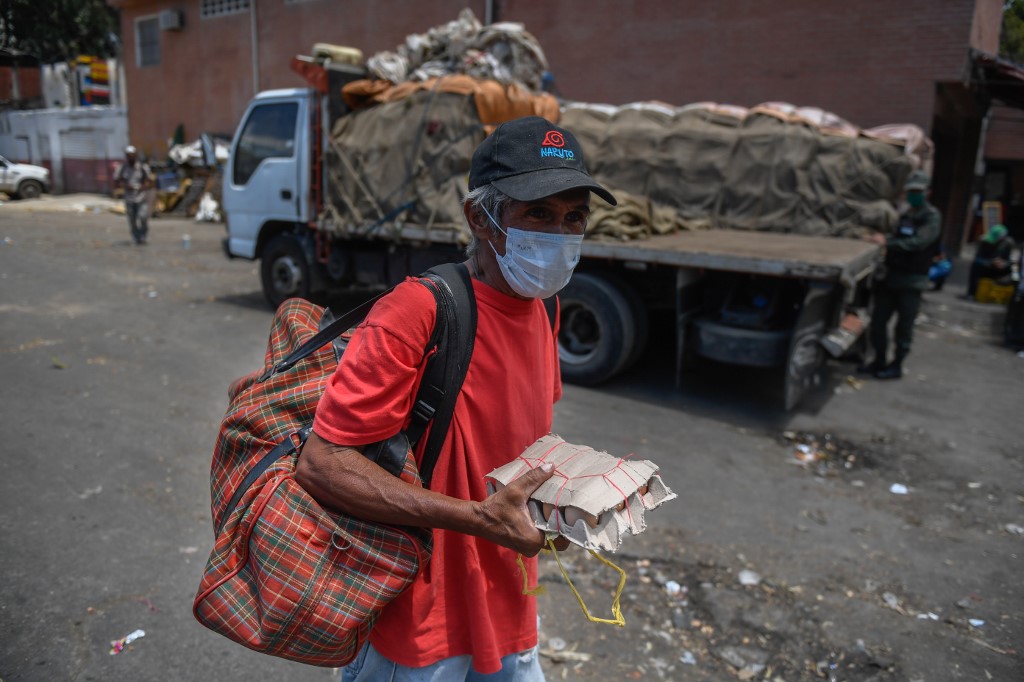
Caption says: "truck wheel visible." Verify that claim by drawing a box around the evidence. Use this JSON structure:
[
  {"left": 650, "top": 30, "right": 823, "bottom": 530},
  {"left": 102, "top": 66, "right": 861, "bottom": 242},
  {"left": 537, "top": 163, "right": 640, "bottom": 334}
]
[
  {"left": 16, "top": 180, "right": 43, "bottom": 200},
  {"left": 261, "top": 235, "right": 311, "bottom": 308},
  {"left": 557, "top": 272, "right": 637, "bottom": 386}
]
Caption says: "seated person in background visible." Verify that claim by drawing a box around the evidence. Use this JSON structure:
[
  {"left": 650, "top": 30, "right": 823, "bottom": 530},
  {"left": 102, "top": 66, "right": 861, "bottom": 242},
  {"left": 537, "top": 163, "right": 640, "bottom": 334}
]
[
  {"left": 967, "top": 224, "right": 1015, "bottom": 298},
  {"left": 929, "top": 245, "right": 953, "bottom": 291}
]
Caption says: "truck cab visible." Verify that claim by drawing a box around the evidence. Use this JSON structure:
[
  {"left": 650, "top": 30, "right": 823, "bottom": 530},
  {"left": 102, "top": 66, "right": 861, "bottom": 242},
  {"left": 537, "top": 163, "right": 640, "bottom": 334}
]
[
  {"left": 222, "top": 89, "right": 313, "bottom": 297},
  {"left": 223, "top": 57, "right": 371, "bottom": 307}
]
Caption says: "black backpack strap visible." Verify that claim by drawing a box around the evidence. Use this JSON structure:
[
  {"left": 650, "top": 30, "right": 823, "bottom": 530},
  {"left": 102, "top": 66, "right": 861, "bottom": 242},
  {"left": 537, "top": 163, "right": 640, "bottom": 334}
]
[
  {"left": 409, "top": 262, "right": 476, "bottom": 487},
  {"left": 257, "top": 290, "right": 389, "bottom": 383},
  {"left": 542, "top": 295, "right": 558, "bottom": 331}
]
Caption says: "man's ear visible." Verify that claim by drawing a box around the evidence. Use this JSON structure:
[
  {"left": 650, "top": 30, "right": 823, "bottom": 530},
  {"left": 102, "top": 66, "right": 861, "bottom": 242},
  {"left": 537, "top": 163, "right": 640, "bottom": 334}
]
[{"left": 464, "top": 202, "right": 490, "bottom": 238}]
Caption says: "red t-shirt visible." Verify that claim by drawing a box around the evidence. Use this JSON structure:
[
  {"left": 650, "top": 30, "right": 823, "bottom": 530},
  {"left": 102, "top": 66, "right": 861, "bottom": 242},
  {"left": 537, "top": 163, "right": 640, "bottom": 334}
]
[{"left": 312, "top": 276, "right": 561, "bottom": 674}]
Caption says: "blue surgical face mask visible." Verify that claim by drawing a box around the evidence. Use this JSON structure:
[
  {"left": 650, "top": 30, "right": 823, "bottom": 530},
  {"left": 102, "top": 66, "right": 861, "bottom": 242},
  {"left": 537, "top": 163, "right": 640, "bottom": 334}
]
[
  {"left": 481, "top": 206, "right": 583, "bottom": 299},
  {"left": 907, "top": 191, "right": 925, "bottom": 208}
]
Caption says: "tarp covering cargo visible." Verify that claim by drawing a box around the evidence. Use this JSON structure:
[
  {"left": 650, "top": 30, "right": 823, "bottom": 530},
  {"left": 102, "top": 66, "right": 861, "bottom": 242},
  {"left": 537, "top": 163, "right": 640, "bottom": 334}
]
[
  {"left": 325, "top": 77, "right": 559, "bottom": 241},
  {"left": 320, "top": 10, "right": 932, "bottom": 242},
  {"left": 563, "top": 102, "right": 927, "bottom": 239}
]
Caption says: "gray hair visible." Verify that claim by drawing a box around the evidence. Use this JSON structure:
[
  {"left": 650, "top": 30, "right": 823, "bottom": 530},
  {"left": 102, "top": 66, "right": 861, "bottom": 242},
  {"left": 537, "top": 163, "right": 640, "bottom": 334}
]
[{"left": 463, "top": 184, "right": 513, "bottom": 257}]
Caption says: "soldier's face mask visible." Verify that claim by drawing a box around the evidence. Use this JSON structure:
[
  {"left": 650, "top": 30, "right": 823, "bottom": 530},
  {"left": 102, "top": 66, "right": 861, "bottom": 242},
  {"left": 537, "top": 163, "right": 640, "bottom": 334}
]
[{"left": 907, "top": 191, "right": 925, "bottom": 208}]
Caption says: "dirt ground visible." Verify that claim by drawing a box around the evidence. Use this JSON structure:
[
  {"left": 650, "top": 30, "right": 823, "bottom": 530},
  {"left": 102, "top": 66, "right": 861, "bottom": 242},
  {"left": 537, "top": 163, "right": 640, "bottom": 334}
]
[{"left": 0, "top": 198, "right": 1021, "bottom": 681}]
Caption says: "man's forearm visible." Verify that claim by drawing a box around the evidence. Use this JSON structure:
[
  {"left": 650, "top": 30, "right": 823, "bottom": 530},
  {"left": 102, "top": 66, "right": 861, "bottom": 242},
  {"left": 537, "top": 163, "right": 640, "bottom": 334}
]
[
  {"left": 294, "top": 430, "right": 552, "bottom": 555},
  {"left": 296, "top": 431, "right": 479, "bottom": 530}
]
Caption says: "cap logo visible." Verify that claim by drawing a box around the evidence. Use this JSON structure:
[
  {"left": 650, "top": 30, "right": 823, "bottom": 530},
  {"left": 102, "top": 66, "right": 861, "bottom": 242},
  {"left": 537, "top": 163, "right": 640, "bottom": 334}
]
[
  {"left": 540, "top": 130, "right": 574, "bottom": 159},
  {"left": 541, "top": 131, "right": 565, "bottom": 147}
]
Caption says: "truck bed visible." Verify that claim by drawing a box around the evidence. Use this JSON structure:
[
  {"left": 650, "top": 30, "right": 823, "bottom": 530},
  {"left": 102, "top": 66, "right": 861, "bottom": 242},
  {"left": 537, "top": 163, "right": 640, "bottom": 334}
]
[{"left": 581, "top": 229, "right": 881, "bottom": 283}]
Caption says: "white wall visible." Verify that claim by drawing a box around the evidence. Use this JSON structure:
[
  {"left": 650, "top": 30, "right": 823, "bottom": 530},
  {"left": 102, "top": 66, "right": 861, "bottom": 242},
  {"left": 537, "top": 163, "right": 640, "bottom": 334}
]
[
  {"left": 0, "top": 107, "right": 128, "bottom": 193},
  {"left": 41, "top": 59, "right": 125, "bottom": 110}
]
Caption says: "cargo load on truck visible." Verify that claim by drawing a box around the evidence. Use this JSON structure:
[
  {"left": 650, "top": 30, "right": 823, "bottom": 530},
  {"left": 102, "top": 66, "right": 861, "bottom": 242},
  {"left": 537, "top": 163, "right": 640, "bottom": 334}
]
[
  {"left": 223, "top": 9, "right": 933, "bottom": 408},
  {"left": 317, "top": 9, "right": 931, "bottom": 247}
]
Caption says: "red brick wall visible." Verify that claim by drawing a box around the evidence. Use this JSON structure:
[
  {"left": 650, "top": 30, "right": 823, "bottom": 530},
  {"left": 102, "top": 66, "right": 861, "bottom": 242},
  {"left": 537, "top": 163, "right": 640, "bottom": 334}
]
[
  {"left": 0, "top": 64, "right": 42, "bottom": 104},
  {"left": 515, "top": 0, "right": 982, "bottom": 129},
  {"left": 986, "top": 106, "right": 1024, "bottom": 161},
  {"left": 116, "top": 0, "right": 488, "bottom": 155},
  {"left": 116, "top": 0, "right": 999, "bottom": 155}
]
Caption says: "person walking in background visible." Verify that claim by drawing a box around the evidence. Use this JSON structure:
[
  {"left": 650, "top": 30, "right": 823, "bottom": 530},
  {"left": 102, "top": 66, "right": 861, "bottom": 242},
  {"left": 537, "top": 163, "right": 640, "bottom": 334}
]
[
  {"left": 860, "top": 170, "right": 941, "bottom": 380},
  {"left": 113, "top": 145, "right": 154, "bottom": 245},
  {"left": 966, "top": 223, "right": 1015, "bottom": 299}
]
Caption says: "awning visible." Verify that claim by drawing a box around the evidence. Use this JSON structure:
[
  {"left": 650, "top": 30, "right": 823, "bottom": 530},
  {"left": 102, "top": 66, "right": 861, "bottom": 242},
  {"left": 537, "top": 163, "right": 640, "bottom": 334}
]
[
  {"left": 971, "top": 49, "right": 1024, "bottom": 109},
  {"left": 0, "top": 48, "right": 40, "bottom": 68}
]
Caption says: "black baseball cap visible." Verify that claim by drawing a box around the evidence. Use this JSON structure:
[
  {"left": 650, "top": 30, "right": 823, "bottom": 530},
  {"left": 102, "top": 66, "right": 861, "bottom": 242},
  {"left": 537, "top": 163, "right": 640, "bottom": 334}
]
[{"left": 469, "top": 116, "right": 616, "bottom": 205}]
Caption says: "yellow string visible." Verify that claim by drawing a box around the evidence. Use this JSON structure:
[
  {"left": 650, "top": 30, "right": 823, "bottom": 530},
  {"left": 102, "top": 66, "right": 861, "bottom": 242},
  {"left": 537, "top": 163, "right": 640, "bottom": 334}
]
[
  {"left": 517, "top": 538, "right": 627, "bottom": 627},
  {"left": 516, "top": 552, "right": 546, "bottom": 596}
]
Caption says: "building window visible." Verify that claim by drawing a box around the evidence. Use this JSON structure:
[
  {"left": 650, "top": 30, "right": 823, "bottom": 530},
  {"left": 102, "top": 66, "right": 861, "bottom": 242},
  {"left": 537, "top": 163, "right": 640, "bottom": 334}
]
[
  {"left": 136, "top": 16, "right": 160, "bottom": 67},
  {"left": 200, "top": 0, "right": 251, "bottom": 18}
]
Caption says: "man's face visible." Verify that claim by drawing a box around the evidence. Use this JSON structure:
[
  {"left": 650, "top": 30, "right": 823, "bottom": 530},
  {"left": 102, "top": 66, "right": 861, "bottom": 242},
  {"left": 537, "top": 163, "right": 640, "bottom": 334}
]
[
  {"left": 906, "top": 189, "right": 925, "bottom": 207},
  {"left": 490, "top": 187, "right": 591, "bottom": 254},
  {"left": 126, "top": 153, "right": 136, "bottom": 163}
]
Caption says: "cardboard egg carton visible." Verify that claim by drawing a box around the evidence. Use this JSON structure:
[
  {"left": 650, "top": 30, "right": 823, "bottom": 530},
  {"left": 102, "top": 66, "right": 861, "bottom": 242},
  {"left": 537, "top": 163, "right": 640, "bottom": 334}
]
[{"left": 486, "top": 434, "right": 677, "bottom": 552}]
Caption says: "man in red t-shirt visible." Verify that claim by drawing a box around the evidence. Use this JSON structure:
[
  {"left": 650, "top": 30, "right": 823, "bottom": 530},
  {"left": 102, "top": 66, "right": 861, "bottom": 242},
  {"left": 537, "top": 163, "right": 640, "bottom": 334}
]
[{"left": 295, "top": 116, "right": 616, "bottom": 680}]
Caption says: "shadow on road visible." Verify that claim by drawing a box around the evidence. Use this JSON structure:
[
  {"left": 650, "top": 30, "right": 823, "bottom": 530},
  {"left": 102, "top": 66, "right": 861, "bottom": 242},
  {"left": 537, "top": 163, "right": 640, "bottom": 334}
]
[{"left": 583, "top": 316, "right": 850, "bottom": 432}]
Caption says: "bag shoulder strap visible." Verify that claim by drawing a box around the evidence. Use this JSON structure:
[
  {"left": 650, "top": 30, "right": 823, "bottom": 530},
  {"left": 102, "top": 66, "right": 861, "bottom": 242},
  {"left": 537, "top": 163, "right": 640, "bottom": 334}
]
[{"left": 408, "top": 262, "right": 477, "bottom": 487}]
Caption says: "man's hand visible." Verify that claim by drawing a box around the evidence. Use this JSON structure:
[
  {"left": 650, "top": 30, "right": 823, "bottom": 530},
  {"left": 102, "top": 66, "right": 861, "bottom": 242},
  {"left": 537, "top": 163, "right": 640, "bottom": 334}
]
[
  {"left": 864, "top": 232, "right": 887, "bottom": 245},
  {"left": 476, "top": 464, "right": 557, "bottom": 556}
]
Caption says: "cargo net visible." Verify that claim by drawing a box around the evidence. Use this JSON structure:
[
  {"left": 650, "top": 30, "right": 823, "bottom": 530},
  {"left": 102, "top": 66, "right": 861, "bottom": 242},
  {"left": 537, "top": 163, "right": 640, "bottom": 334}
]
[
  {"left": 563, "top": 102, "right": 934, "bottom": 240},
  {"left": 323, "top": 88, "right": 483, "bottom": 243},
  {"left": 322, "top": 8, "right": 560, "bottom": 244}
]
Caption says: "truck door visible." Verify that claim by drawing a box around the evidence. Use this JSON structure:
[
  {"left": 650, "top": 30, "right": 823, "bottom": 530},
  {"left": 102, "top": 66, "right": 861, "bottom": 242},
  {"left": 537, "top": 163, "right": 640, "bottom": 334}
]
[{"left": 223, "top": 97, "right": 306, "bottom": 259}]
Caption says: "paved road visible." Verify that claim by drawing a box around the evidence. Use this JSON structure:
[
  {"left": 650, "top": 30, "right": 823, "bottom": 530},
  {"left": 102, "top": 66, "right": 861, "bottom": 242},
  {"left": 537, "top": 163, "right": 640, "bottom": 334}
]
[{"left": 1, "top": 203, "right": 1020, "bottom": 681}]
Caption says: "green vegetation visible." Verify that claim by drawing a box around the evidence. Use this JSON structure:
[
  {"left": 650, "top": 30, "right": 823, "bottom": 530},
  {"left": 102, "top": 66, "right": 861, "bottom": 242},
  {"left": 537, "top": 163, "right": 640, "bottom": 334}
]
[
  {"left": 1002, "top": 0, "right": 1024, "bottom": 64},
  {"left": 0, "top": 0, "right": 119, "bottom": 63}
]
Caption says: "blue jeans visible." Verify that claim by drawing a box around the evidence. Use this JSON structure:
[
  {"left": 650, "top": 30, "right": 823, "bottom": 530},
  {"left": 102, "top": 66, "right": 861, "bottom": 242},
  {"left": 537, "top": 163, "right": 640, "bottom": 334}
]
[
  {"left": 125, "top": 199, "right": 149, "bottom": 244},
  {"left": 342, "top": 643, "right": 545, "bottom": 682}
]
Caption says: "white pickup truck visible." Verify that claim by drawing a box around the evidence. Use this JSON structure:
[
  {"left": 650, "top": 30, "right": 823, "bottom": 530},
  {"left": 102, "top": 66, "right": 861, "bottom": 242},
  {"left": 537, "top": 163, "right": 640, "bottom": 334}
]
[{"left": 0, "top": 155, "right": 50, "bottom": 199}]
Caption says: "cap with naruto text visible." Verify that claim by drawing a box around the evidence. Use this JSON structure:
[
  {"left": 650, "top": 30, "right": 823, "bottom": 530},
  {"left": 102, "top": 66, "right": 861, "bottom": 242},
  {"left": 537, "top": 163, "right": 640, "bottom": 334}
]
[{"left": 469, "top": 116, "right": 616, "bottom": 205}]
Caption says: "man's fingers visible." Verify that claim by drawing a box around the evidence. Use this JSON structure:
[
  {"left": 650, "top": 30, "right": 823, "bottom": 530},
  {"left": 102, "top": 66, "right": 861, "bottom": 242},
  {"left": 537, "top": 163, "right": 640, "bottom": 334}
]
[
  {"left": 551, "top": 535, "right": 572, "bottom": 552},
  {"left": 507, "top": 463, "right": 555, "bottom": 499}
]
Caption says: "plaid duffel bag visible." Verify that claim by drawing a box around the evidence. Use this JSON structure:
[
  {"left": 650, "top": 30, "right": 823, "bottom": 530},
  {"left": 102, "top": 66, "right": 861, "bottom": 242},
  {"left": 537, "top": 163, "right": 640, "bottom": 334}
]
[
  {"left": 192, "top": 298, "right": 432, "bottom": 666},
  {"left": 193, "top": 264, "right": 476, "bottom": 666}
]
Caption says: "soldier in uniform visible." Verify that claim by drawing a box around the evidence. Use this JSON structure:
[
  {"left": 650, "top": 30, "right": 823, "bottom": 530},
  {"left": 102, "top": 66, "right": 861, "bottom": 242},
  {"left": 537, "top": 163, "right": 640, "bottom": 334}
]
[{"left": 860, "top": 170, "right": 941, "bottom": 379}]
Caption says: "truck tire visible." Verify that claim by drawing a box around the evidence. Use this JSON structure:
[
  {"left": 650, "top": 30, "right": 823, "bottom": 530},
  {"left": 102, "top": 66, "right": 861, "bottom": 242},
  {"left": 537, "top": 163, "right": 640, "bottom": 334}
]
[
  {"left": 557, "top": 272, "right": 638, "bottom": 386},
  {"left": 607, "top": 273, "right": 649, "bottom": 371},
  {"left": 261, "top": 235, "right": 311, "bottom": 308},
  {"left": 15, "top": 180, "right": 43, "bottom": 200}
]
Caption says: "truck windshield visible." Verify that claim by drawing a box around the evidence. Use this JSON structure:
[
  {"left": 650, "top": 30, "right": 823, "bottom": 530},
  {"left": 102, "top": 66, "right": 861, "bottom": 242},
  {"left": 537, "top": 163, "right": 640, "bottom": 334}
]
[{"left": 232, "top": 102, "right": 298, "bottom": 186}]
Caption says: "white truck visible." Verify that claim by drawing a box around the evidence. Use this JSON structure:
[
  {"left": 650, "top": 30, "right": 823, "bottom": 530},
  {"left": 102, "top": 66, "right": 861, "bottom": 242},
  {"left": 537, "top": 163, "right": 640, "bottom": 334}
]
[{"left": 222, "top": 57, "right": 888, "bottom": 409}]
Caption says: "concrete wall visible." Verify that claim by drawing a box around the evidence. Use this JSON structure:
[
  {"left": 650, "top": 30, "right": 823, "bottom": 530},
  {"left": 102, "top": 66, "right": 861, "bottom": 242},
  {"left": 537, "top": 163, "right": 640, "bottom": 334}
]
[{"left": 0, "top": 107, "right": 128, "bottom": 194}]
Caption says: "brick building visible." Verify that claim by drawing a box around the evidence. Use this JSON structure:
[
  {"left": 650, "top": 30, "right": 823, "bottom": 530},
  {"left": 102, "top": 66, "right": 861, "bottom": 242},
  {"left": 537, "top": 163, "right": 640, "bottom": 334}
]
[
  {"left": 109, "top": 0, "right": 1023, "bottom": 252},
  {"left": 0, "top": 49, "right": 43, "bottom": 109}
]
